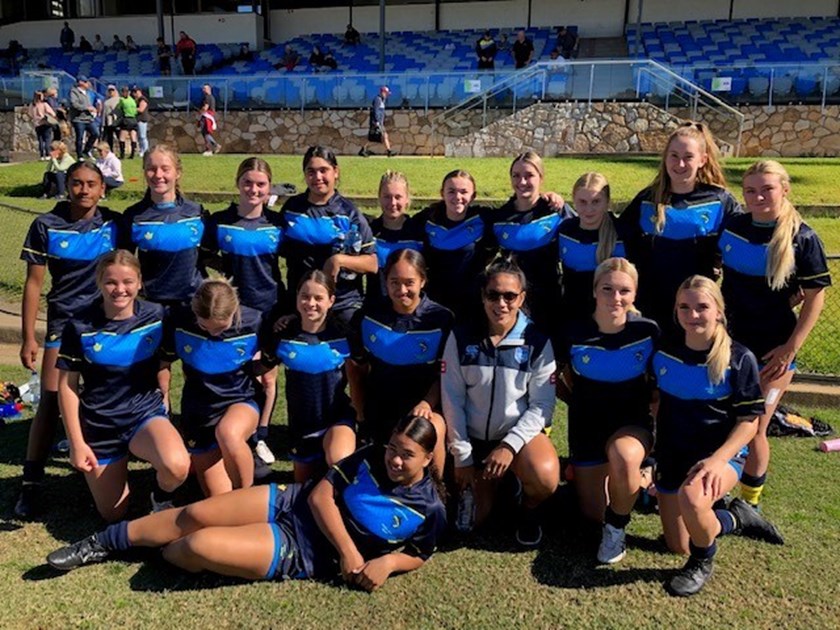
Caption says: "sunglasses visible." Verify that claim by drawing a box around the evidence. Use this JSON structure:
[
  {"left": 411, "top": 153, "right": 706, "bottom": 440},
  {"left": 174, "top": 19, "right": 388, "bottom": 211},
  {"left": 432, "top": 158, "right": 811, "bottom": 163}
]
[{"left": 484, "top": 290, "right": 521, "bottom": 304}]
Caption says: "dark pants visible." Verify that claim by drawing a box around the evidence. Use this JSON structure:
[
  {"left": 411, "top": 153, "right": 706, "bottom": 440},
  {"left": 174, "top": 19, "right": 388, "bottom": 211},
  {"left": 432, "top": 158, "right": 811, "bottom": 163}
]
[
  {"left": 103, "top": 177, "right": 123, "bottom": 192},
  {"left": 72, "top": 119, "right": 99, "bottom": 157},
  {"left": 182, "top": 54, "right": 195, "bottom": 75},
  {"left": 42, "top": 171, "right": 67, "bottom": 198},
  {"left": 35, "top": 124, "right": 53, "bottom": 157},
  {"left": 103, "top": 125, "right": 118, "bottom": 150}
]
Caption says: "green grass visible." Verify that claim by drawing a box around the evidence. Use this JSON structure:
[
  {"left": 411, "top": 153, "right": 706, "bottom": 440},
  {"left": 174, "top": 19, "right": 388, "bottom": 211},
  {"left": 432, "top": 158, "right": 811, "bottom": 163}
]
[{"left": 0, "top": 359, "right": 837, "bottom": 628}]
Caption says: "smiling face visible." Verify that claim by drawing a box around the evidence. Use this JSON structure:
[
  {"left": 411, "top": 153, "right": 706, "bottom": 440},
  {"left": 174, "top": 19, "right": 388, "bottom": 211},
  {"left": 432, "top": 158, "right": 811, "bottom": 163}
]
[
  {"left": 441, "top": 176, "right": 475, "bottom": 218},
  {"left": 387, "top": 259, "right": 425, "bottom": 314},
  {"left": 99, "top": 263, "right": 140, "bottom": 314},
  {"left": 384, "top": 432, "right": 431, "bottom": 485},
  {"left": 594, "top": 270, "right": 636, "bottom": 322},
  {"left": 510, "top": 159, "right": 542, "bottom": 206},
  {"left": 483, "top": 272, "right": 525, "bottom": 333},
  {"left": 379, "top": 180, "right": 409, "bottom": 222},
  {"left": 237, "top": 169, "right": 271, "bottom": 212},
  {"left": 743, "top": 172, "right": 788, "bottom": 222},
  {"left": 676, "top": 287, "right": 721, "bottom": 343},
  {"left": 68, "top": 166, "right": 106, "bottom": 212},
  {"left": 296, "top": 279, "right": 334, "bottom": 327},
  {"left": 665, "top": 135, "right": 707, "bottom": 194},
  {"left": 144, "top": 151, "right": 181, "bottom": 201},
  {"left": 305, "top": 157, "right": 338, "bottom": 202},
  {"left": 574, "top": 186, "right": 609, "bottom": 230}
]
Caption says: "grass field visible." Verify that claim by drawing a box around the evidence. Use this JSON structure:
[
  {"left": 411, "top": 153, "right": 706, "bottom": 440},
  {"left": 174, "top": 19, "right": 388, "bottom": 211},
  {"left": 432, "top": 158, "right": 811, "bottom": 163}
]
[{"left": 0, "top": 357, "right": 838, "bottom": 629}]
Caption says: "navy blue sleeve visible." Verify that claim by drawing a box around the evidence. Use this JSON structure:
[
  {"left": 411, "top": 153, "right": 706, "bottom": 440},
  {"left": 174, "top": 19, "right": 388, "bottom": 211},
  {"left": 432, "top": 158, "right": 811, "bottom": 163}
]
[
  {"left": 347, "top": 307, "right": 367, "bottom": 362},
  {"left": 730, "top": 348, "right": 765, "bottom": 419},
  {"left": 325, "top": 447, "right": 366, "bottom": 492},
  {"left": 56, "top": 321, "right": 83, "bottom": 371},
  {"left": 721, "top": 189, "right": 743, "bottom": 221},
  {"left": 21, "top": 216, "right": 49, "bottom": 265},
  {"left": 796, "top": 225, "right": 831, "bottom": 289},
  {"left": 402, "top": 500, "right": 446, "bottom": 561},
  {"left": 160, "top": 308, "right": 179, "bottom": 363},
  {"left": 201, "top": 211, "right": 220, "bottom": 254},
  {"left": 350, "top": 204, "right": 376, "bottom": 257}
]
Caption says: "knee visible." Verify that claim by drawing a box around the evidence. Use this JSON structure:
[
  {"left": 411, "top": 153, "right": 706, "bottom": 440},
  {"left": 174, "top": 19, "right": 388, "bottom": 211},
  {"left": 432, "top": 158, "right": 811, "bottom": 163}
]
[
  {"left": 215, "top": 421, "right": 245, "bottom": 448},
  {"left": 161, "top": 537, "right": 202, "bottom": 572},
  {"left": 98, "top": 502, "right": 128, "bottom": 524},
  {"left": 607, "top": 442, "right": 644, "bottom": 477},
  {"left": 677, "top": 483, "right": 705, "bottom": 515},
  {"left": 159, "top": 452, "right": 191, "bottom": 489},
  {"left": 523, "top": 457, "right": 559, "bottom": 500}
]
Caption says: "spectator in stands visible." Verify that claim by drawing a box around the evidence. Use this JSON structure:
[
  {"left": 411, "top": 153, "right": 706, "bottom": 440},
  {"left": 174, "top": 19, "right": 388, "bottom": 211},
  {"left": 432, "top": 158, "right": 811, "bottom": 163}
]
[
  {"left": 177, "top": 31, "right": 198, "bottom": 75},
  {"left": 78, "top": 36, "right": 92, "bottom": 53},
  {"left": 117, "top": 86, "right": 138, "bottom": 159},
  {"left": 277, "top": 45, "right": 300, "bottom": 72},
  {"left": 199, "top": 84, "right": 221, "bottom": 155},
  {"left": 476, "top": 30, "right": 497, "bottom": 70},
  {"left": 126, "top": 35, "right": 138, "bottom": 52},
  {"left": 102, "top": 85, "right": 121, "bottom": 150},
  {"left": 498, "top": 32, "right": 510, "bottom": 53},
  {"left": 112, "top": 35, "right": 126, "bottom": 52},
  {"left": 132, "top": 86, "right": 150, "bottom": 158},
  {"left": 512, "top": 29, "right": 534, "bottom": 69},
  {"left": 309, "top": 45, "right": 338, "bottom": 72},
  {"left": 60, "top": 22, "right": 75, "bottom": 52},
  {"left": 69, "top": 75, "right": 99, "bottom": 158},
  {"left": 156, "top": 37, "right": 172, "bottom": 75},
  {"left": 359, "top": 86, "right": 392, "bottom": 157},
  {"left": 40, "top": 141, "right": 75, "bottom": 199},
  {"left": 92, "top": 34, "right": 105, "bottom": 52},
  {"left": 555, "top": 26, "right": 579, "bottom": 59},
  {"left": 94, "top": 142, "right": 124, "bottom": 196},
  {"left": 29, "top": 91, "right": 58, "bottom": 160},
  {"left": 238, "top": 42, "right": 253, "bottom": 62},
  {"left": 344, "top": 23, "right": 361, "bottom": 46}
]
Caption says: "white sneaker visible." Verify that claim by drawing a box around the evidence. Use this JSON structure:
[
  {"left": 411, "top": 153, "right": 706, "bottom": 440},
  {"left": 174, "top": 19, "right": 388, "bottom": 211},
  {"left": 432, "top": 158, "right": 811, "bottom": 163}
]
[
  {"left": 202, "top": 150, "right": 213, "bottom": 156},
  {"left": 597, "top": 523, "right": 627, "bottom": 564},
  {"left": 255, "top": 439, "right": 276, "bottom": 464},
  {"left": 150, "top": 491, "right": 174, "bottom": 513}
]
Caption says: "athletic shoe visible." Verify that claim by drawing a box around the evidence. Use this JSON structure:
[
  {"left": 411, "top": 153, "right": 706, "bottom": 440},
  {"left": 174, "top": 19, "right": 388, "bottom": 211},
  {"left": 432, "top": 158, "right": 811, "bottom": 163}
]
[
  {"left": 150, "top": 491, "right": 174, "bottom": 513},
  {"left": 255, "top": 439, "right": 276, "bottom": 464},
  {"left": 202, "top": 150, "right": 213, "bottom": 156},
  {"left": 387, "top": 149, "right": 396, "bottom": 157},
  {"left": 729, "top": 497, "right": 785, "bottom": 545},
  {"left": 47, "top": 535, "right": 110, "bottom": 571},
  {"left": 358, "top": 147, "right": 366, "bottom": 156},
  {"left": 515, "top": 509, "right": 543, "bottom": 548},
  {"left": 253, "top": 451, "right": 272, "bottom": 481},
  {"left": 213, "top": 144, "right": 222, "bottom": 154},
  {"left": 597, "top": 523, "right": 627, "bottom": 564},
  {"left": 665, "top": 556, "right": 714, "bottom": 597},
  {"left": 14, "top": 482, "right": 41, "bottom": 519}
]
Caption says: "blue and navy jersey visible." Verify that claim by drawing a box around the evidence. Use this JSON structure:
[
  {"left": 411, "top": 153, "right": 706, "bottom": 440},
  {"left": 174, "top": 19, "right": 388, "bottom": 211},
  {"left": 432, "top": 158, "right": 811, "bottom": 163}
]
[
  {"left": 365, "top": 214, "right": 425, "bottom": 306},
  {"left": 617, "top": 184, "right": 741, "bottom": 327},
  {"left": 161, "top": 304, "right": 263, "bottom": 418},
  {"left": 56, "top": 300, "right": 165, "bottom": 432},
  {"left": 123, "top": 193, "right": 206, "bottom": 303},
  {"left": 350, "top": 295, "right": 453, "bottom": 430},
  {"left": 559, "top": 313, "right": 658, "bottom": 427},
  {"left": 414, "top": 203, "right": 488, "bottom": 317},
  {"left": 557, "top": 215, "right": 627, "bottom": 324},
  {"left": 261, "top": 318, "right": 354, "bottom": 439},
  {"left": 20, "top": 202, "right": 123, "bottom": 321},
  {"left": 203, "top": 204, "right": 286, "bottom": 314},
  {"left": 291, "top": 445, "right": 446, "bottom": 579},
  {"left": 720, "top": 214, "right": 831, "bottom": 359},
  {"left": 279, "top": 192, "right": 376, "bottom": 314},
  {"left": 653, "top": 341, "right": 765, "bottom": 467}
]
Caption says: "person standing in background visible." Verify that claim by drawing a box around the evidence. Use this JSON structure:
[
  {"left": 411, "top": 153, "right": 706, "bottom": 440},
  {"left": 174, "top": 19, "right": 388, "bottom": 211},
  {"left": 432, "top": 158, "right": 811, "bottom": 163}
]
[
  {"left": 102, "top": 85, "right": 121, "bottom": 151},
  {"left": 132, "top": 86, "right": 151, "bottom": 158},
  {"left": 29, "top": 91, "right": 57, "bottom": 161},
  {"left": 476, "top": 31, "right": 497, "bottom": 70},
  {"left": 68, "top": 76, "right": 99, "bottom": 158},
  {"left": 60, "top": 22, "right": 75, "bottom": 52},
  {"left": 157, "top": 37, "right": 172, "bottom": 76},
  {"left": 176, "top": 31, "right": 197, "bottom": 76},
  {"left": 359, "top": 86, "right": 392, "bottom": 158},
  {"left": 512, "top": 29, "right": 534, "bottom": 69},
  {"left": 199, "top": 84, "right": 221, "bottom": 156}
]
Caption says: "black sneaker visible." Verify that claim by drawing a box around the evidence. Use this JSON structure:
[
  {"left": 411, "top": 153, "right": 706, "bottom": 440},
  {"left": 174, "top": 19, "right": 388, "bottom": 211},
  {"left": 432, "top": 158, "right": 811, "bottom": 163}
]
[
  {"left": 14, "top": 482, "right": 41, "bottom": 519},
  {"left": 729, "top": 497, "right": 785, "bottom": 545},
  {"left": 515, "top": 508, "right": 543, "bottom": 548},
  {"left": 358, "top": 147, "right": 368, "bottom": 157},
  {"left": 253, "top": 449, "right": 272, "bottom": 481},
  {"left": 47, "top": 535, "right": 110, "bottom": 571},
  {"left": 666, "top": 556, "right": 714, "bottom": 597}
]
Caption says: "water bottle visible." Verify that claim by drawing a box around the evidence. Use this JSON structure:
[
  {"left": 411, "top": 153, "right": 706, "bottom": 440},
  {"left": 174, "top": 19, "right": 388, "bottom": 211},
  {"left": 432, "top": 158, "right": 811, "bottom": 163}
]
[
  {"left": 20, "top": 371, "right": 41, "bottom": 409},
  {"left": 338, "top": 226, "right": 362, "bottom": 282},
  {"left": 456, "top": 486, "right": 476, "bottom": 533}
]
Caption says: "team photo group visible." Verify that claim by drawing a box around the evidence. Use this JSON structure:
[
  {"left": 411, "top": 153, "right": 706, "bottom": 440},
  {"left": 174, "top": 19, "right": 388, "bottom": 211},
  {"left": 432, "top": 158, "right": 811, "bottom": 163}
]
[{"left": 17, "top": 119, "right": 829, "bottom": 598}]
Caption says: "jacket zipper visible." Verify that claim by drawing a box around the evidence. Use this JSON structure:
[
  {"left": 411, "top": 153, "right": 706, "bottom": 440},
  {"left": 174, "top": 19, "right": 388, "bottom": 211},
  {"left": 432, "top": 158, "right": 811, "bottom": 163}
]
[{"left": 484, "top": 345, "right": 497, "bottom": 442}]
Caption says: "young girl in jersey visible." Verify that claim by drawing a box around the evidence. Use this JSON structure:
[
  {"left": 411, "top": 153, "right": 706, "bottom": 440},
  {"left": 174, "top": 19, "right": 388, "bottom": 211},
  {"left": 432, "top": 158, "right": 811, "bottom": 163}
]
[
  {"left": 555, "top": 257, "right": 658, "bottom": 563},
  {"left": 719, "top": 160, "right": 830, "bottom": 508},
  {"left": 203, "top": 157, "right": 285, "bottom": 467},
  {"left": 485, "top": 152, "right": 574, "bottom": 330},
  {"left": 348, "top": 249, "right": 452, "bottom": 474},
  {"left": 654, "top": 276, "right": 783, "bottom": 597},
  {"left": 365, "top": 171, "right": 424, "bottom": 307},
  {"left": 124, "top": 144, "right": 206, "bottom": 307},
  {"left": 558, "top": 173, "right": 626, "bottom": 325},
  {"left": 47, "top": 415, "right": 446, "bottom": 592},
  {"left": 57, "top": 250, "right": 190, "bottom": 520},
  {"left": 442, "top": 259, "right": 558, "bottom": 548},
  {"left": 617, "top": 122, "right": 740, "bottom": 332},
  {"left": 260, "top": 271, "right": 356, "bottom": 482},
  {"left": 413, "top": 170, "right": 489, "bottom": 318},
  {"left": 16, "top": 161, "right": 122, "bottom": 518},
  {"left": 161, "top": 278, "right": 263, "bottom": 496},
  {"left": 279, "top": 146, "right": 377, "bottom": 325}
]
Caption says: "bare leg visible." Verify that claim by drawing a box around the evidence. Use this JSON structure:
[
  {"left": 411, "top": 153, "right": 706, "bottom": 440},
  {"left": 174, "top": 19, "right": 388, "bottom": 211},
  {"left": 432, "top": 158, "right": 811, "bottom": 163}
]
[
  {"left": 510, "top": 433, "right": 559, "bottom": 509},
  {"left": 606, "top": 427, "right": 650, "bottom": 515},
  {"left": 23, "top": 347, "right": 61, "bottom": 463},
  {"left": 129, "top": 417, "right": 190, "bottom": 492},
  {"left": 162, "top": 523, "right": 276, "bottom": 579},
  {"left": 215, "top": 403, "right": 259, "bottom": 490},
  {"left": 679, "top": 465, "right": 739, "bottom": 548},
  {"left": 84, "top": 457, "right": 130, "bottom": 522},
  {"left": 743, "top": 370, "right": 793, "bottom": 496},
  {"left": 322, "top": 424, "right": 356, "bottom": 466},
  {"left": 192, "top": 449, "right": 233, "bottom": 497},
  {"left": 658, "top": 493, "right": 689, "bottom": 555},
  {"left": 573, "top": 464, "right": 608, "bottom": 524}
]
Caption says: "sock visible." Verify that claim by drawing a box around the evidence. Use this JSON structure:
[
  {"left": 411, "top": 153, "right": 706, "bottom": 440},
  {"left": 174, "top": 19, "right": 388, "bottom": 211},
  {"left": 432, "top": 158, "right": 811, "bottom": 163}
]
[
  {"left": 22, "top": 460, "right": 46, "bottom": 484},
  {"left": 152, "top": 484, "right": 175, "bottom": 503},
  {"left": 604, "top": 505, "right": 631, "bottom": 529},
  {"left": 740, "top": 472, "right": 766, "bottom": 506},
  {"left": 130, "top": 142, "right": 137, "bottom": 157},
  {"left": 689, "top": 540, "right": 717, "bottom": 560},
  {"left": 118, "top": 142, "right": 125, "bottom": 158},
  {"left": 256, "top": 425, "right": 269, "bottom": 441},
  {"left": 95, "top": 520, "right": 130, "bottom": 551},
  {"left": 714, "top": 509, "right": 737, "bottom": 537}
]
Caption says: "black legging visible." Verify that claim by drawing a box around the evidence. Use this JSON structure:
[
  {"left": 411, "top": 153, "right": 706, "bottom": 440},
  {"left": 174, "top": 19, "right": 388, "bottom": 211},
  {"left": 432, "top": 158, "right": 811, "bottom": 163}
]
[{"left": 35, "top": 124, "right": 53, "bottom": 158}]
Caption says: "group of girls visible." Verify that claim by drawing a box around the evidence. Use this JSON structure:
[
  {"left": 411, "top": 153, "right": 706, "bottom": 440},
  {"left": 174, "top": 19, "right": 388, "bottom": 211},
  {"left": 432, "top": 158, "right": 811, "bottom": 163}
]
[{"left": 22, "top": 127, "right": 829, "bottom": 597}]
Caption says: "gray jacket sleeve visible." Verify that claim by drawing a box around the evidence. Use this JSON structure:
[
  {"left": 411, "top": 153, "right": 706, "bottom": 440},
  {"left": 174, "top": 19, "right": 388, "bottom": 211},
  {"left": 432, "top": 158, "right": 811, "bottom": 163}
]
[
  {"left": 501, "top": 340, "right": 557, "bottom": 454},
  {"left": 69, "top": 87, "right": 89, "bottom": 116},
  {"left": 441, "top": 331, "right": 474, "bottom": 467}
]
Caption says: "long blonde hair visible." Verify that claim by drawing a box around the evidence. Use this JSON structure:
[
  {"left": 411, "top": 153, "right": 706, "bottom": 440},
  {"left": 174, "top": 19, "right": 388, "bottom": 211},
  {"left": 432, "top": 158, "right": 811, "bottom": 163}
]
[
  {"left": 743, "top": 160, "right": 801, "bottom": 291},
  {"left": 573, "top": 172, "right": 617, "bottom": 263},
  {"left": 677, "top": 275, "right": 731, "bottom": 385},
  {"left": 191, "top": 277, "right": 241, "bottom": 329},
  {"left": 593, "top": 257, "right": 640, "bottom": 315},
  {"left": 650, "top": 121, "right": 727, "bottom": 233}
]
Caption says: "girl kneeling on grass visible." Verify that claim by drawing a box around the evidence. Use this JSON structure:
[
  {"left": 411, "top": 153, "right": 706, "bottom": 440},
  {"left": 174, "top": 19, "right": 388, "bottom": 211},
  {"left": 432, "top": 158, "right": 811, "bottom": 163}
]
[
  {"left": 57, "top": 250, "right": 190, "bottom": 520},
  {"left": 161, "top": 278, "right": 264, "bottom": 496},
  {"left": 654, "top": 276, "right": 783, "bottom": 597},
  {"left": 259, "top": 270, "right": 356, "bottom": 482},
  {"left": 47, "top": 416, "right": 446, "bottom": 592}
]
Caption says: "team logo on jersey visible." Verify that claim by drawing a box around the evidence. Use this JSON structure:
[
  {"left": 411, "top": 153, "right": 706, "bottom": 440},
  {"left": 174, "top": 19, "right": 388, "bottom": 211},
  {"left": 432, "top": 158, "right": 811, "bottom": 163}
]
[
  {"left": 224, "top": 235, "right": 233, "bottom": 242},
  {"left": 701, "top": 212, "right": 710, "bottom": 224},
  {"left": 418, "top": 341, "right": 428, "bottom": 355},
  {"left": 501, "top": 231, "right": 510, "bottom": 240},
  {"left": 288, "top": 351, "right": 297, "bottom": 359},
  {"left": 725, "top": 243, "right": 732, "bottom": 252},
  {"left": 635, "top": 351, "right": 645, "bottom": 363},
  {"left": 183, "top": 344, "right": 193, "bottom": 354},
  {"left": 188, "top": 439, "right": 196, "bottom": 448},
  {"left": 659, "top": 366, "right": 667, "bottom": 376},
  {"left": 190, "top": 225, "right": 199, "bottom": 236},
  {"left": 49, "top": 333, "right": 60, "bottom": 342},
  {"left": 144, "top": 231, "right": 154, "bottom": 241},
  {"left": 60, "top": 240, "right": 69, "bottom": 249},
  {"left": 465, "top": 344, "right": 479, "bottom": 360},
  {"left": 392, "top": 514, "right": 402, "bottom": 529},
  {"left": 581, "top": 354, "right": 590, "bottom": 364},
  {"left": 237, "top": 347, "right": 245, "bottom": 356},
  {"left": 515, "top": 347, "right": 530, "bottom": 364},
  {"left": 93, "top": 342, "right": 103, "bottom": 352},
  {"left": 369, "top": 333, "right": 377, "bottom": 343}
]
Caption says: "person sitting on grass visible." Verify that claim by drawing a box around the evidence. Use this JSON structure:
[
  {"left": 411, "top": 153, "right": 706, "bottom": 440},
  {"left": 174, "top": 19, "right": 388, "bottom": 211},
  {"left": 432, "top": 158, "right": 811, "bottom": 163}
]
[
  {"left": 40, "top": 141, "right": 75, "bottom": 200},
  {"left": 94, "top": 142, "right": 124, "bottom": 198},
  {"left": 47, "top": 415, "right": 446, "bottom": 592}
]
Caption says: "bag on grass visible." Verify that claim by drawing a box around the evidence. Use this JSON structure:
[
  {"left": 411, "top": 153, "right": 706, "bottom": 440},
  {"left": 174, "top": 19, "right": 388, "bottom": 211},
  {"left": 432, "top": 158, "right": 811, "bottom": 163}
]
[{"left": 767, "top": 404, "right": 833, "bottom": 437}]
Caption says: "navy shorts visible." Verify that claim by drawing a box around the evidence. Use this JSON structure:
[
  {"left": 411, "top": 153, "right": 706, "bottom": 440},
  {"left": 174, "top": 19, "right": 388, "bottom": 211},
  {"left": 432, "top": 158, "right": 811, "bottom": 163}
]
[
  {"left": 655, "top": 446, "right": 749, "bottom": 494},
  {"left": 266, "top": 482, "right": 308, "bottom": 580},
  {"left": 181, "top": 399, "right": 260, "bottom": 454},
  {"left": 46, "top": 315, "right": 69, "bottom": 349},
  {"left": 290, "top": 419, "right": 356, "bottom": 464},
  {"left": 569, "top": 414, "right": 653, "bottom": 467},
  {"left": 83, "top": 405, "right": 169, "bottom": 466}
]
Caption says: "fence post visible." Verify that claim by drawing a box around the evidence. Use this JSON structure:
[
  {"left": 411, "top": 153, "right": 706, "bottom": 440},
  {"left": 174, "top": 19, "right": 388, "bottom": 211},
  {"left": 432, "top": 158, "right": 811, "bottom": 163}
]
[{"left": 587, "top": 63, "right": 594, "bottom": 110}]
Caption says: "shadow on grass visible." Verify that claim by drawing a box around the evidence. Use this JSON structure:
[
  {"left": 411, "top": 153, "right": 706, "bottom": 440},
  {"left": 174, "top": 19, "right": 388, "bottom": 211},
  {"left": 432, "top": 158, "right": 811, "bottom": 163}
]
[
  {"left": 129, "top": 558, "right": 251, "bottom": 593},
  {"left": 5, "top": 185, "right": 43, "bottom": 199}
]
